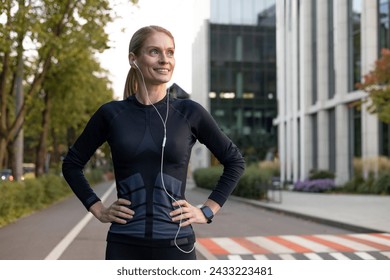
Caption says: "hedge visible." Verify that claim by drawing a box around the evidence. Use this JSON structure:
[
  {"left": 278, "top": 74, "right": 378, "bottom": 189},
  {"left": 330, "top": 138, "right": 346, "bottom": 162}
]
[
  {"left": 193, "top": 164, "right": 269, "bottom": 200},
  {"left": 0, "top": 168, "right": 105, "bottom": 227}
]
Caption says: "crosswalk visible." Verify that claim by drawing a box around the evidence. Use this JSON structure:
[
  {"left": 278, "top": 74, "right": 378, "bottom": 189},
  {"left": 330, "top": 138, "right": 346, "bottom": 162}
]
[{"left": 197, "top": 233, "right": 390, "bottom": 260}]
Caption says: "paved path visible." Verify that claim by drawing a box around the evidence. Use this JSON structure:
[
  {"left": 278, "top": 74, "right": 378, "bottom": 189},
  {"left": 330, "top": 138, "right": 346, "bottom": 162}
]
[{"left": 1, "top": 180, "right": 389, "bottom": 260}]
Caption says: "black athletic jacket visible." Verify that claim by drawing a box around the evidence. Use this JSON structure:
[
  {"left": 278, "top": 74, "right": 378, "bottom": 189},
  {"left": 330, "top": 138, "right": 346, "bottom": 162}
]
[{"left": 62, "top": 94, "right": 245, "bottom": 246}]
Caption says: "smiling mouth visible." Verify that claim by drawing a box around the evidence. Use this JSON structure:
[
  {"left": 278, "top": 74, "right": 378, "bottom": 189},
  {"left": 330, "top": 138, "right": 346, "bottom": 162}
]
[{"left": 154, "top": 68, "right": 170, "bottom": 74}]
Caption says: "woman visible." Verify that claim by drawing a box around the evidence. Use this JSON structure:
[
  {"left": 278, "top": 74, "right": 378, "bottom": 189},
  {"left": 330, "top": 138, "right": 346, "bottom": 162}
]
[{"left": 62, "top": 25, "right": 245, "bottom": 260}]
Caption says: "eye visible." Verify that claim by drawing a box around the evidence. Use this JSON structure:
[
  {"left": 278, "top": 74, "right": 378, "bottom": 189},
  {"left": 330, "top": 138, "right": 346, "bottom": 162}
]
[
  {"left": 167, "top": 50, "right": 174, "bottom": 57},
  {"left": 150, "top": 48, "right": 159, "bottom": 56}
]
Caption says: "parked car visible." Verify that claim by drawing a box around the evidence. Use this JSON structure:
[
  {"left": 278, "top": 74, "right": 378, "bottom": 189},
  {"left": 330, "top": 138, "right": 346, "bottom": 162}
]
[{"left": 0, "top": 169, "right": 14, "bottom": 182}]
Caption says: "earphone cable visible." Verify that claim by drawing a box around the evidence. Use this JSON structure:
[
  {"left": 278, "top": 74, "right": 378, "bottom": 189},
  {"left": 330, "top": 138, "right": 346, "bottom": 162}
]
[{"left": 138, "top": 68, "right": 195, "bottom": 254}]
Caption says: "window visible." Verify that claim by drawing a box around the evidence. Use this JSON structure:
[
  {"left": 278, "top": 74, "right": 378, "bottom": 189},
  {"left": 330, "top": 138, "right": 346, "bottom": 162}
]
[
  {"left": 312, "top": 0, "right": 318, "bottom": 104},
  {"left": 328, "top": 0, "right": 336, "bottom": 98},
  {"left": 328, "top": 109, "right": 336, "bottom": 172},
  {"left": 349, "top": 0, "right": 362, "bottom": 91},
  {"left": 379, "top": 0, "right": 390, "bottom": 49},
  {"left": 311, "top": 114, "right": 318, "bottom": 170}
]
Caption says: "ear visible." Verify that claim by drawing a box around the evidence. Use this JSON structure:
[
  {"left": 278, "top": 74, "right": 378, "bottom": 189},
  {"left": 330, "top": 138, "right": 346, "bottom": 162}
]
[{"left": 128, "top": 53, "right": 136, "bottom": 66}]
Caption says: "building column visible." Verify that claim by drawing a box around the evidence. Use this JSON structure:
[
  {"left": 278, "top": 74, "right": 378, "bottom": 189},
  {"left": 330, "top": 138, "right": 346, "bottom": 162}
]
[
  {"left": 361, "top": 0, "right": 379, "bottom": 176},
  {"left": 291, "top": 0, "right": 300, "bottom": 183},
  {"left": 316, "top": 0, "right": 330, "bottom": 170},
  {"left": 190, "top": 3, "right": 211, "bottom": 172},
  {"left": 276, "top": 0, "right": 287, "bottom": 183},
  {"left": 300, "top": 0, "right": 314, "bottom": 181},
  {"left": 334, "top": 0, "right": 350, "bottom": 185}
]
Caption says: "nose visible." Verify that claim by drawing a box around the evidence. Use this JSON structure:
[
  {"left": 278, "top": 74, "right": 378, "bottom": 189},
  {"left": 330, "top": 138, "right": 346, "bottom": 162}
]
[{"left": 159, "top": 55, "right": 169, "bottom": 65}]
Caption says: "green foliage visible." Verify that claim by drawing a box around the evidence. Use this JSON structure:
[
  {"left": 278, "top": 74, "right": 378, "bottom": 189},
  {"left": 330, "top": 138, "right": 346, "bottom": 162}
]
[
  {"left": 337, "top": 175, "right": 365, "bottom": 193},
  {"left": 357, "top": 48, "right": 390, "bottom": 124},
  {"left": 0, "top": 174, "right": 71, "bottom": 227},
  {"left": 85, "top": 168, "right": 105, "bottom": 185},
  {"left": 337, "top": 171, "right": 390, "bottom": 195},
  {"left": 233, "top": 165, "right": 267, "bottom": 200},
  {"left": 193, "top": 164, "right": 268, "bottom": 200},
  {"left": 372, "top": 173, "right": 390, "bottom": 194},
  {"left": 308, "top": 169, "right": 335, "bottom": 180},
  {"left": 192, "top": 165, "right": 223, "bottom": 190},
  {"left": 0, "top": 0, "right": 137, "bottom": 170}
]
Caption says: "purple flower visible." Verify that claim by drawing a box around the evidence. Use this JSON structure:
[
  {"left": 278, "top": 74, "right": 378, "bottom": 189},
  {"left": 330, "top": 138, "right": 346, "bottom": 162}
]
[{"left": 293, "top": 179, "right": 335, "bottom": 192}]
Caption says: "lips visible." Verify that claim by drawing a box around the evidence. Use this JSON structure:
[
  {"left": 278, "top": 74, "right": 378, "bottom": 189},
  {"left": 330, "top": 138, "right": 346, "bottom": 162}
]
[{"left": 154, "top": 68, "right": 170, "bottom": 74}]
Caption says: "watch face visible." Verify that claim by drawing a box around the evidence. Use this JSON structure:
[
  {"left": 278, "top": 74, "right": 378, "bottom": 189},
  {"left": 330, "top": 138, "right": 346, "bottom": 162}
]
[{"left": 201, "top": 206, "right": 214, "bottom": 221}]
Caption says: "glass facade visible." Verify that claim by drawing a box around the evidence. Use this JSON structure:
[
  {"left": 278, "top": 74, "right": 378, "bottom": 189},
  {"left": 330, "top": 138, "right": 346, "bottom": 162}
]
[
  {"left": 311, "top": 0, "right": 318, "bottom": 105},
  {"left": 209, "top": 1, "right": 277, "bottom": 161},
  {"left": 211, "top": 0, "right": 276, "bottom": 25},
  {"left": 328, "top": 108, "right": 336, "bottom": 172},
  {"left": 328, "top": 0, "right": 336, "bottom": 98},
  {"left": 349, "top": 0, "right": 362, "bottom": 91},
  {"left": 379, "top": 0, "right": 390, "bottom": 49},
  {"left": 311, "top": 114, "right": 318, "bottom": 170}
]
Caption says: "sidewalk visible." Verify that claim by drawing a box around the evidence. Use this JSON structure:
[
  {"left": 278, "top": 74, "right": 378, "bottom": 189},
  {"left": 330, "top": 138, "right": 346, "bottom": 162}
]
[{"left": 230, "top": 189, "right": 390, "bottom": 233}]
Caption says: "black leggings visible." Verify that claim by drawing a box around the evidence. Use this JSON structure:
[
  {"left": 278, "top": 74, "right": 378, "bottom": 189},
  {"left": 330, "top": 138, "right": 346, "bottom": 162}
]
[{"left": 105, "top": 241, "right": 197, "bottom": 260}]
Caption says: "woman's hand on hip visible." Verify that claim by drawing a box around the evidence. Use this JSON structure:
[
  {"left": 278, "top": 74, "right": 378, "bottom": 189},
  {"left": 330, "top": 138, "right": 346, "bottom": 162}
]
[
  {"left": 170, "top": 200, "right": 208, "bottom": 227},
  {"left": 89, "top": 199, "right": 134, "bottom": 224}
]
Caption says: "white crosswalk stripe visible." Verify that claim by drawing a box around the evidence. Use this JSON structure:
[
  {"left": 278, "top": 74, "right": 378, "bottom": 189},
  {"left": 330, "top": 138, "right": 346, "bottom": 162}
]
[
  {"left": 304, "top": 253, "right": 323, "bottom": 260},
  {"left": 227, "top": 255, "right": 243, "bottom": 260},
  {"left": 329, "top": 252, "right": 350, "bottom": 260},
  {"left": 354, "top": 252, "right": 376, "bottom": 260},
  {"left": 348, "top": 234, "right": 390, "bottom": 246},
  {"left": 381, "top": 251, "right": 390, "bottom": 258},
  {"left": 212, "top": 238, "right": 252, "bottom": 254},
  {"left": 314, "top": 234, "right": 376, "bottom": 251},
  {"left": 281, "top": 235, "right": 332, "bottom": 252},
  {"left": 253, "top": 254, "right": 268, "bottom": 260},
  {"left": 247, "top": 236, "right": 294, "bottom": 254},
  {"left": 279, "top": 253, "right": 296, "bottom": 260}
]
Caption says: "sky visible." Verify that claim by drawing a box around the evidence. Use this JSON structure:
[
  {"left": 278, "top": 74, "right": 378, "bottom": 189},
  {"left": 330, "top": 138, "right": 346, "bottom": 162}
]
[{"left": 98, "top": 0, "right": 203, "bottom": 99}]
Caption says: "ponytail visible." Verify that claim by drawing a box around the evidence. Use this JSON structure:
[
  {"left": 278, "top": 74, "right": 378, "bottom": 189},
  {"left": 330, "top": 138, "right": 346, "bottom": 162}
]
[{"left": 123, "top": 68, "right": 138, "bottom": 100}]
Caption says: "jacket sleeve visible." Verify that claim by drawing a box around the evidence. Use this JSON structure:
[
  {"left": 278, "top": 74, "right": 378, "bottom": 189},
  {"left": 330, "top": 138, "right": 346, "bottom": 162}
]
[
  {"left": 190, "top": 101, "right": 245, "bottom": 206},
  {"left": 62, "top": 105, "right": 109, "bottom": 210}
]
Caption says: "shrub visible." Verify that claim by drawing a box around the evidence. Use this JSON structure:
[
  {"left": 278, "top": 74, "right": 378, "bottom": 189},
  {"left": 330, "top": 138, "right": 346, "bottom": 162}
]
[
  {"left": 86, "top": 168, "right": 105, "bottom": 185},
  {"left": 338, "top": 175, "right": 365, "bottom": 193},
  {"left": 309, "top": 169, "right": 335, "bottom": 180},
  {"left": 372, "top": 173, "right": 390, "bottom": 194},
  {"left": 0, "top": 174, "right": 72, "bottom": 227},
  {"left": 192, "top": 165, "right": 223, "bottom": 190},
  {"left": 193, "top": 164, "right": 267, "bottom": 200},
  {"left": 0, "top": 181, "right": 25, "bottom": 225},
  {"left": 233, "top": 165, "right": 267, "bottom": 200}
]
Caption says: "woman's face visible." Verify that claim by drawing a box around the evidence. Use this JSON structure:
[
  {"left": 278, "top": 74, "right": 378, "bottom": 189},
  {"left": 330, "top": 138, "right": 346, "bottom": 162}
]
[{"left": 136, "top": 32, "right": 175, "bottom": 86}]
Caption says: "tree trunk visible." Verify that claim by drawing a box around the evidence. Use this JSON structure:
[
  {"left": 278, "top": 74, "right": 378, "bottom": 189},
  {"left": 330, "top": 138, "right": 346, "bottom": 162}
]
[{"left": 35, "top": 91, "right": 51, "bottom": 177}]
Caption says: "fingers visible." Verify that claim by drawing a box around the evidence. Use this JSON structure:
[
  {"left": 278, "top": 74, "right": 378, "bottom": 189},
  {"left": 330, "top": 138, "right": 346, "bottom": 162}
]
[
  {"left": 170, "top": 200, "right": 206, "bottom": 227},
  {"left": 108, "top": 199, "right": 134, "bottom": 224}
]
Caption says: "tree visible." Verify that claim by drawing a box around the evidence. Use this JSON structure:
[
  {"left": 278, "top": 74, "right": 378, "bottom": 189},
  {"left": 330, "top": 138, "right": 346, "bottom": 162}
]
[
  {"left": 0, "top": 0, "right": 138, "bottom": 175},
  {"left": 357, "top": 48, "right": 390, "bottom": 124}
]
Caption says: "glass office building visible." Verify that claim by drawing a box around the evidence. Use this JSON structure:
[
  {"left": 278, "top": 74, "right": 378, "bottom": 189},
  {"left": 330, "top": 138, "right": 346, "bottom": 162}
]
[
  {"left": 192, "top": 0, "right": 277, "bottom": 168},
  {"left": 276, "top": 0, "right": 390, "bottom": 185}
]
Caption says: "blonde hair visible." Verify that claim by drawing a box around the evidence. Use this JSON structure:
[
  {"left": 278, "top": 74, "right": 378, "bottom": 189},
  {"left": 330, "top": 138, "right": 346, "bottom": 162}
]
[{"left": 123, "top": 26, "right": 175, "bottom": 99}]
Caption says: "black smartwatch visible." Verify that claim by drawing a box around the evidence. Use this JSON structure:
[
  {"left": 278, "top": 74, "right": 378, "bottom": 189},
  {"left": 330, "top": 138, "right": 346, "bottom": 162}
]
[{"left": 200, "top": 205, "right": 214, "bottom": 224}]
